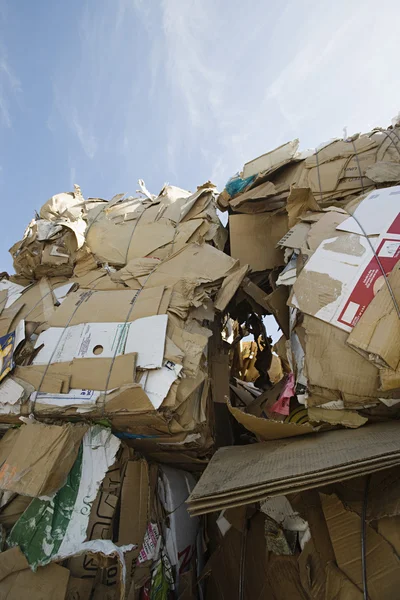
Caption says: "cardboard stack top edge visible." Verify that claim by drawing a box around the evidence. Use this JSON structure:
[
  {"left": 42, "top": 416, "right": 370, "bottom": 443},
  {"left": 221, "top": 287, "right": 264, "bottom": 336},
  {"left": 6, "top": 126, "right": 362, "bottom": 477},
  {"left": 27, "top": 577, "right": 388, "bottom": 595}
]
[{"left": 2, "top": 119, "right": 400, "bottom": 598}]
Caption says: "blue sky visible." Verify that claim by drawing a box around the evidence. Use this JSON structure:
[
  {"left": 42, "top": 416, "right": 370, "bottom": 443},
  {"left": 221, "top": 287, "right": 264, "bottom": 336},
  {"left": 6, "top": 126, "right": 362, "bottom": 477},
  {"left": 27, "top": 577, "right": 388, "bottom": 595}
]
[{"left": 1, "top": 0, "right": 400, "bottom": 272}]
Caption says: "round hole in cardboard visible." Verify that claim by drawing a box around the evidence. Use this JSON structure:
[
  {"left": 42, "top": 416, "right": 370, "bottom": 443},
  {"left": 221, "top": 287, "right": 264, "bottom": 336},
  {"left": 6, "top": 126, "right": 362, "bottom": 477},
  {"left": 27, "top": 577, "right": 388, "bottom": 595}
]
[{"left": 93, "top": 345, "right": 104, "bottom": 355}]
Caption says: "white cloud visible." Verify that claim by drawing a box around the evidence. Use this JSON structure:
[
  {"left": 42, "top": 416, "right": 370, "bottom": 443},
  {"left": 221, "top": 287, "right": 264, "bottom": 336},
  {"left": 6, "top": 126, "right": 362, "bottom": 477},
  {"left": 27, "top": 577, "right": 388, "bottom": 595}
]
[
  {"left": 48, "top": 0, "right": 400, "bottom": 193},
  {"left": 71, "top": 111, "right": 98, "bottom": 160},
  {"left": 0, "top": 42, "right": 20, "bottom": 128},
  {"left": 134, "top": 0, "right": 400, "bottom": 187}
]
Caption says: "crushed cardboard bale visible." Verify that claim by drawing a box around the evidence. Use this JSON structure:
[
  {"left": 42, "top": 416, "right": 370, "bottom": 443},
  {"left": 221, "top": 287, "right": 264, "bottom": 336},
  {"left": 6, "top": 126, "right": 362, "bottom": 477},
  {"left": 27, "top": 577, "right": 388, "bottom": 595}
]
[{"left": 1, "top": 120, "right": 400, "bottom": 598}]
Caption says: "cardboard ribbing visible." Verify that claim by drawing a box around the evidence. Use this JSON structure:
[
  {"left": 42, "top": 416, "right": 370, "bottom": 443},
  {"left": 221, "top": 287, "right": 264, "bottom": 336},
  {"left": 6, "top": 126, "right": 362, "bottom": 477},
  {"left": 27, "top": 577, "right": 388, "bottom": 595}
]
[
  {"left": 187, "top": 422, "right": 400, "bottom": 514},
  {"left": 188, "top": 458, "right": 400, "bottom": 515}
]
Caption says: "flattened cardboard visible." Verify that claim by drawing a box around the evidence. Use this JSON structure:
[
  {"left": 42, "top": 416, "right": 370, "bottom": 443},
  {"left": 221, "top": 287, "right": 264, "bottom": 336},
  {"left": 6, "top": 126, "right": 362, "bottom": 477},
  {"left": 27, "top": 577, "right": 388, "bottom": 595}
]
[
  {"left": 324, "top": 561, "right": 364, "bottom": 600},
  {"left": 48, "top": 287, "right": 166, "bottom": 327},
  {"left": 188, "top": 422, "right": 400, "bottom": 511},
  {"left": 0, "top": 546, "right": 29, "bottom": 581},
  {"left": 22, "top": 352, "right": 136, "bottom": 394},
  {"left": 306, "top": 210, "right": 348, "bottom": 253},
  {"left": 0, "top": 422, "right": 86, "bottom": 497},
  {"left": 277, "top": 221, "right": 310, "bottom": 250},
  {"left": 293, "top": 192, "right": 400, "bottom": 331},
  {"left": 145, "top": 243, "right": 237, "bottom": 291},
  {"left": 298, "top": 539, "right": 326, "bottom": 599},
  {"left": 33, "top": 315, "right": 167, "bottom": 370},
  {"left": 338, "top": 185, "right": 400, "bottom": 236},
  {"left": 118, "top": 459, "right": 149, "bottom": 588},
  {"left": 0, "top": 561, "right": 70, "bottom": 600},
  {"left": 242, "top": 139, "right": 299, "bottom": 179},
  {"left": 228, "top": 180, "right": 277, "bottom": 210},
  {"left": 229, "top": 213, "right": 288, "bottom": 271},
  {"left": 66, "top": 577, "right": 94, "bottom": 600},
  {"left": 302, "top": 315, "right": 379, "bottom": 403},
  {"left": 348, "top": 261, "right": 400, "bottom": 369},
  {"left": 321, "top": 493, "right": 400, "bottom": 600}
]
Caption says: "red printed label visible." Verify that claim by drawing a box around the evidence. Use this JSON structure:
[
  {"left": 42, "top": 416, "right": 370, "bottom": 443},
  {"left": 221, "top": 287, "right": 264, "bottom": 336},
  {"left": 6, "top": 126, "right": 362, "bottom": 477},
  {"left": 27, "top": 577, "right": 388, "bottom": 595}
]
[{"left": 337, "top": 236, "right": 400, "bottom": 328}]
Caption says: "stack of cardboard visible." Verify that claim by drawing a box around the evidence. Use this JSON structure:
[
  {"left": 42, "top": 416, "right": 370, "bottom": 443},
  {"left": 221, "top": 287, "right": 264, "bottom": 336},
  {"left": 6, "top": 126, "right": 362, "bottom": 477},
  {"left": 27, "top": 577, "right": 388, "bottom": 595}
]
[
  {"left": 190, "top": 123, "right": 400, "bottom": 598},
  {"left": 0, "top": 181, "right": 248, "bottom": 462},
  {"left": 0, "top": 420, "right": 201, "bottom": 599},
  {"left": 0, "top": 181, "right": 248, "bottom": 597},
  {"left": 216, "top": 124, "right": 400, "bottom": 437},
  {"left": 3, "top": 120, "right": 400, "bottom": 599},
  {"left": 202, "top": 471, "right": 400, "bottom": 600}
]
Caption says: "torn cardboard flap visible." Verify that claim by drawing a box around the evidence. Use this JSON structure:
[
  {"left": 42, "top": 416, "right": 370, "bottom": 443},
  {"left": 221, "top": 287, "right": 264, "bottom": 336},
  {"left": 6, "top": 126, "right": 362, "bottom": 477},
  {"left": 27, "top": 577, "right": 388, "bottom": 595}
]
[
  {"left": 286, "top": 187, "right": 320, "bottom": 228},
  {"left": 347, "top": 260, "right": 400, "bottom": 370},
  {"left": 229, "top": 213, "right": 288, "bottom": 272},
  {"left": 228, "top": 400, "right": 315, "bottom": 441},
  {"left": 308, "top": 406, "right": 367, "bottom": 428},
  {"left": 0, "top": 422, "right": 87, "bottom": 497},
  {"left": 321, "top": 493, "right": 400, "bottom": 600},
  {"left": 302, "top": 315, "right": 380, "bottom": 403}
]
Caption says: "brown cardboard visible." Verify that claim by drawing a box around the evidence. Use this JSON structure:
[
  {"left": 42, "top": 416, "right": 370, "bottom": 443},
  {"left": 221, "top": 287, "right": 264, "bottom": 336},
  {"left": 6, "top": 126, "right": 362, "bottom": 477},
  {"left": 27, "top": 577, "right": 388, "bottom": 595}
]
[
  {"left": 188, "top": 422, "right": 400, "bottom": 513},
  {"left": 0, "top": 422, "right": 86, "bottom": 497},
  {"left": 14, "top": 365, "right": 70, "bottom": 393},
  {"left": 365, "top": 160, "right": 400, "bottom": 183},
  {"left": 321, "top": 493, "right": 400, "bottom": 600},
  {"left": 211, "top": 354, "right": 230, "bottom": 404},
  {"left": 0, "top": 494, "right": 31, "bottom": 529},
  {"left": 188, "top": 457, "right": 400, "bottom": 516},
  {"left": 214, "top": 265, "right": 249, "bottom": 312},
  {"left": 0, "top": 560, "right": 70, "bottom": 600},
  {"left": 0, "top": 546, "right": 29, "bottom": 581},
  {"left": 0, "top": 278, "right": 56, "bottom": 336},
  {"left": 264, "top": 286, "right": 290, "bottom": 338},
  {"left": 298, "top": 538, "right": 328, "bottom": 599},
  {"left": 306, "top": 210, "right": 348, "bottom": 253},
  {"left": 66, "top": 577, "right": 94, "bottom": 600},
  {"left": 228, "top": 401, "right": 315, "bottom": 440},
  {"left": 267, "top": 555, "right": 308, "bottom": 600},
  {"left": 308, "top": 406, "right": 368, "bottom": 428},
  {"left": 145, "top": 243, "right": 237, "bottom": 291},
  {"left": 17, "top": 352, "right": 137, "bottom": 393},
  {"left": 229, "top": 213, "right": 288, "bottom": 271},
  {"left": 290, "top": 490, "right": 335, "bottom": 565},
  {"left": 277, "top": 221, "right": 311, "bottom": 250},
  {"left": 325, "top": 561, "right": 364, "bottom": 600},
  {"left": 204, "top": 512, "right": 273, "bottom": 600},
  {"left": 118, "top": 459, "right": 150, "bottom": 589},
  {"left": 242, "top": 139, "right": 299, "bottom": 178},
  {"left": 286, "top": 187, "right": 319, "bottom": 227},
  {"left": 229, "top": 180, "right": 277, "bottom": 209},
  {"left": 348, "top": 261, "right": 400, "bottom": 370},
  {"left": 241, "top": 279, "right": 290, "bottom": 338},
  {"left": 302, "top": 315, "right": 380, "bottom": 404},
  {"left": 48, "top": 287, "right": 166, "bottom": 327}
]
